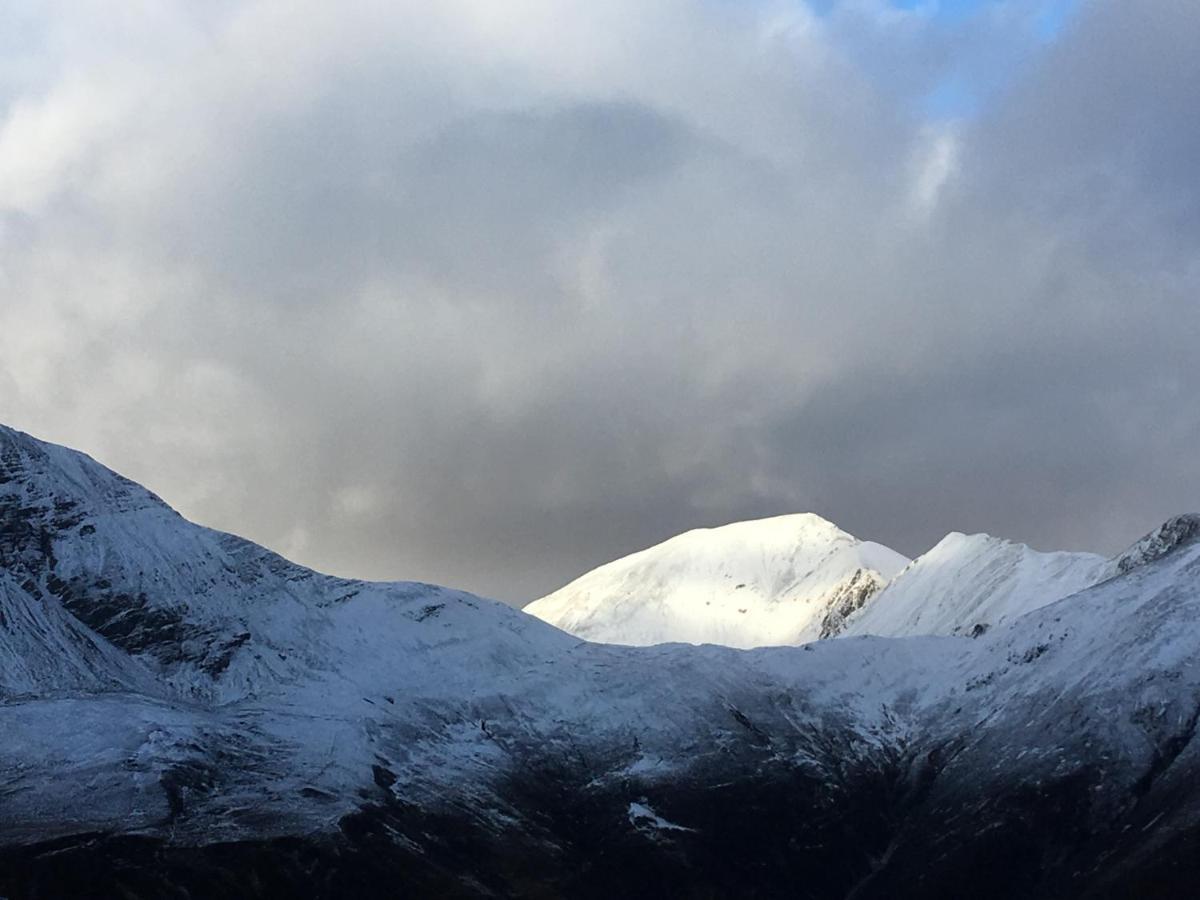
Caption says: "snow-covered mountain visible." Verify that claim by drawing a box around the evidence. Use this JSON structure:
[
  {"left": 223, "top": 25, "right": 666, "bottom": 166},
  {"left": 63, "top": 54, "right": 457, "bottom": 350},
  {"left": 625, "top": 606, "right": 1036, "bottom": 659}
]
[
  {"left": 4, "top": 422, "right": 1200, "bottom": 898},
  {"left": 841, "top": 531, "right": 1109, "bottom": 638},
  {"left": 524, "top": 514, "right": 910, "bottom": 647},
  {"left": 528, "top": 517, "right": 1131, "bottom": 646}
]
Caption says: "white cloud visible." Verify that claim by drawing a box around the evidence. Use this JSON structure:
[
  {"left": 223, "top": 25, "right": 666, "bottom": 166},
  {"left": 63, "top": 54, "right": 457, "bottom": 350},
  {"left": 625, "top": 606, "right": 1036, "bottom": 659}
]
[{"left": 909, "top": 123, "right": 960, "bottom": 218}]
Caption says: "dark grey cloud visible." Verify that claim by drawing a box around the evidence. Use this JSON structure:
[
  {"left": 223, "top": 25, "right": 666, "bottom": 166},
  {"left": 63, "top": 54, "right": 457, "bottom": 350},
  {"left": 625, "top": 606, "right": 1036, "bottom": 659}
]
[{"left": 1, "top": 0, "right": 1197, "bottom": 604}]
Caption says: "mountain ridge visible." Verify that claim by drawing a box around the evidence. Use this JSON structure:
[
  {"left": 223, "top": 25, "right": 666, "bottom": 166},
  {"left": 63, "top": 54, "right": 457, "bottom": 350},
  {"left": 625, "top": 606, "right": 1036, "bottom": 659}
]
[
  {"left": 841, "top": 530, "right": 1109, "bottom": 639},
  {"left": 527, "top": 510, "right": 1157, "bottom": 647},
  {"left": 3, "top": 422, "right": 1200, "bottom": 897}
]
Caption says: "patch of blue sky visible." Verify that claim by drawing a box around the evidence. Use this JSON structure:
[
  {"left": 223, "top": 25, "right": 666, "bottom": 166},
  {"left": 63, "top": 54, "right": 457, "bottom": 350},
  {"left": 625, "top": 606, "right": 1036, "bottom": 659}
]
[
  {"left": 921, "top": 78, "right": 980, "bottom": 119},
  {"left": 807, "top": 0, "right": 1079, "bottom": 35},
  {"left": 890, "top": 0, "right": 989, "bottom": 23},
  {"left": 1033, "top": 0, "right": 1079, "bottom": 40},
  {"left": 890, "top": 0, "right": 1081, "bottom": 36},
  {"left": 911, "top": 0, "right": 1080, "bottom": 119},
  {"left": 804, "top": 0, "right": 991, "bottom": 20},
  {"left": 796, "top": 0, "right": 1083, "bottom": 122}
]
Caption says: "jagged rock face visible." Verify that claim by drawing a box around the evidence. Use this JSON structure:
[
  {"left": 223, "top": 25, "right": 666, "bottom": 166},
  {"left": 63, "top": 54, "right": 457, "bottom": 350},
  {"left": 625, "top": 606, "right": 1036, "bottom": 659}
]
[
  {"left": 1111, "top": 514, "right": 1200, "bottom": 576},
  {"left": 817, "top": 567, "right": 888, "bottom": 638},
  {"left": 4, "top": 423, "right": 1200, "bottom": 898}
]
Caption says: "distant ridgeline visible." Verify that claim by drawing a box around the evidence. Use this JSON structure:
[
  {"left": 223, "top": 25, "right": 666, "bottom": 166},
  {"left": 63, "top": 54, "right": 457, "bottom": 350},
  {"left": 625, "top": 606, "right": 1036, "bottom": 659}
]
[{"left": 525, "top": 513, "right": 1118, "bottom": 647}]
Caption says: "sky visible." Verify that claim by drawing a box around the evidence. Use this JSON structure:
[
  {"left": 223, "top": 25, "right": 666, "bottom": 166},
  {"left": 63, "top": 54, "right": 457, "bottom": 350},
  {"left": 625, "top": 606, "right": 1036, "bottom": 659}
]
[{"left": 1, "top": 0, "right": 1198, "bottom": 605}]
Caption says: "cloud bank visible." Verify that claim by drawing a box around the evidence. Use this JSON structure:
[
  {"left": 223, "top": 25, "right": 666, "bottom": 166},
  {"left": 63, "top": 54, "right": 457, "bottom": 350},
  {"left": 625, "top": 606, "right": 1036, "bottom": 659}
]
[{"left": 2, "top": 0, "right": 1197, "bottom": 603}]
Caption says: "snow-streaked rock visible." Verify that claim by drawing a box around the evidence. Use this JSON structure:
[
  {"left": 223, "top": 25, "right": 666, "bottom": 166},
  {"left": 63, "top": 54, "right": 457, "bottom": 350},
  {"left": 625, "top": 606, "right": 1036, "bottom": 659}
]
[
  {"left": 1105, "top": 513, "right": 1200, "bottom": 578},
  {"left": 524, "top": 514, "right": 910, "bottom": 648}
]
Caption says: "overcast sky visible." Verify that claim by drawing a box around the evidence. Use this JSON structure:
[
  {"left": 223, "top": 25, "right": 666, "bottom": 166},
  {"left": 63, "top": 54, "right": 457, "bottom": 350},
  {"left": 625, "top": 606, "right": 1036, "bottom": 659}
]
[{"left": 2, "top": 0, "right": 1197, "bottom": 604}]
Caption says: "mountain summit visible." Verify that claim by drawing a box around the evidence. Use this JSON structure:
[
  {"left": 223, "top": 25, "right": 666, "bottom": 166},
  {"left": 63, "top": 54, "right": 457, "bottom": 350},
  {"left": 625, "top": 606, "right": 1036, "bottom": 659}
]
[{"left": 524, "top": 513, "right": 909, "bottom": 648}]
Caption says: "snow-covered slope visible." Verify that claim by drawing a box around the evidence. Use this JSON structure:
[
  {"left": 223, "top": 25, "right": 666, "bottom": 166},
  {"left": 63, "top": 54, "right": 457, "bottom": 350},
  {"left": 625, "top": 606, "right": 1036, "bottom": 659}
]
[
  {"left": 0, "top": 424, "right": 929, "bottom": 839},
  {"left": 0, "top": 422, "right": 570, "bottom": 707},
  {"left": 5, "top": 422, "right": 1200, "bottom": 897},
  {"left": 524, "top": 514, "right": 910, "bottom": 648},
  {"left": 842, "top": 532, "right": 1109, "bottom": 638}
]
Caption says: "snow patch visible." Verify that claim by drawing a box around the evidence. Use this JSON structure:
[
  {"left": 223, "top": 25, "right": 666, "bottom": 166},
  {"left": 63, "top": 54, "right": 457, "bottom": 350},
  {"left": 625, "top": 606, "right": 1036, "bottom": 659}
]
[{"left": 628, "top": 801, "right": 694, "bottom": 833}]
